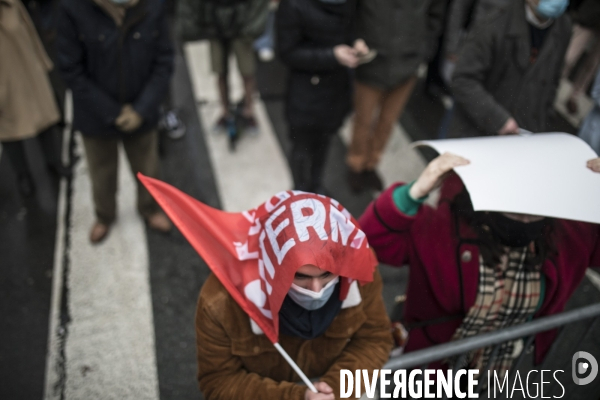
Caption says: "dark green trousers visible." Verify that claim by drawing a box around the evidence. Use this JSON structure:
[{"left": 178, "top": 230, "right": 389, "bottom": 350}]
[{"left": 82, "top": 130, "right": 160, "bottom": 225}]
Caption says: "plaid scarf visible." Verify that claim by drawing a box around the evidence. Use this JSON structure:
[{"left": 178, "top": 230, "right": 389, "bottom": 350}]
[{"left": 450, "top": 246, "right": 542, "bottom": 377}]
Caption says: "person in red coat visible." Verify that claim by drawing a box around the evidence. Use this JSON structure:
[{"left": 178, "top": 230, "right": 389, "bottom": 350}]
[{"left": 360, "top": 153, "right": 600, "bottom": 374}]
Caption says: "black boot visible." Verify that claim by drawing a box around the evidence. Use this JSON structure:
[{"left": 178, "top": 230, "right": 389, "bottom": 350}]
[{"left": 363, "top": 169, "right": 384, "bottom": 191}]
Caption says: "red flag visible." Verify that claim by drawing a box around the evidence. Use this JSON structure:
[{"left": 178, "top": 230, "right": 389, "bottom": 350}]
[{"left": 138, "top": 174, "right": 377, "bottom": 344}]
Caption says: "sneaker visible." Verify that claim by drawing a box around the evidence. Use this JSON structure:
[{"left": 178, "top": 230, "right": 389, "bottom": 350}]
[
  {"left": 258, "top": 48, "right": 275, "bottom": 62},
  {"left": 363, "top": 169, "right": 384, "bottom": 191},
  {"left": 90, "top": 221, "right": 110, "bottom": 244},
  {"left": 163, "top": 110, "right": 186, "bottom": 139},
  {"left": 214, "top": 115, "right": 230, "bottom": 132}
]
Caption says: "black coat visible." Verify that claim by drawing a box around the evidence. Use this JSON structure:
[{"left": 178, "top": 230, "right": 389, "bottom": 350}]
[
  {"left": 57, "top": 0, "right": 174, "bottom": 137},
  {"left": 449, "top": 1, "right": 571, "bottom": 137},
  {"left": 355, "top": 0, "right": 446, "bottom": 90},
  {"left": 276, "top": 0, "right": 355, "bottom": 134},
  {"left": 571, "top": 0, "right": 600, "bottom": 30}
]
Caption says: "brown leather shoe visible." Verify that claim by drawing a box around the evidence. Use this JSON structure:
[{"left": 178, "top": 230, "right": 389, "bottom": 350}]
[
  {"left": 90, "top": 221, "right": 110, "bottom": 244},
  {"left": 146, "top": 211, "right": 172, "bottom": 233}
]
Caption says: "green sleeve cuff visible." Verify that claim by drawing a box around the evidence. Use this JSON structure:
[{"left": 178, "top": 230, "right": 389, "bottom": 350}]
[{"left": 392, "top": 181, "right": 427, "bottom": 216}]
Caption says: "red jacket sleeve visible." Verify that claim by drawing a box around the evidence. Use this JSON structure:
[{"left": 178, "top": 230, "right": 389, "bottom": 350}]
[{"left": 359, "top": 183, "right": 417, "bottom": 267}]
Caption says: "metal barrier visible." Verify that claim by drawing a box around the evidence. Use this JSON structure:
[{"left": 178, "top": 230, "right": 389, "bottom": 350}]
[
  {"left": 384, "top": 302, "right": 600, "bottom": 371},
  {"left": 381, "top": 303, "right": 600, "bottom": 397}
]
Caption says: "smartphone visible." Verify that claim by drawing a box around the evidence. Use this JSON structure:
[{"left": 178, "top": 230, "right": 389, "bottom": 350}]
[{"left": 357, "top": 49, "right": 377, "bottom": 65}]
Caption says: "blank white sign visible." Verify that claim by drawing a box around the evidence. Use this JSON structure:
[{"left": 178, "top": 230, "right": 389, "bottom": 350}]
[{"left": 415, "top": 133, "right": 600, "bottom": 224}]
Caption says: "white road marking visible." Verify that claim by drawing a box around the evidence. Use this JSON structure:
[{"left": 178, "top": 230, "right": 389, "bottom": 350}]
[
  {"left": 44, "top": 93, "right": 159, "bottom": 400},
  {"left": 44, "top": 95, "right": 70, "bottom": 400},
  {"left": 184, "top": 40, "right": 293, "bottom": 212}
]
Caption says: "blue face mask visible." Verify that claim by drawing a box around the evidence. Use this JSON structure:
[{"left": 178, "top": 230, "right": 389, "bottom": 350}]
[
  {"left": 109, "top": 0, "right": 131, "bottom": 4},
  {"left": 287, "top": 277, "right": 339, "bottom": 311},
  {"left": 536, "top": 0, "right": 569, "bottom": 19}
]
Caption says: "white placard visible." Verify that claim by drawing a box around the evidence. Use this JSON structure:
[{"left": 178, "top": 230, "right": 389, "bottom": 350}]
[{"left": 414, "top": 133, "right": 600, "bottom": 224}]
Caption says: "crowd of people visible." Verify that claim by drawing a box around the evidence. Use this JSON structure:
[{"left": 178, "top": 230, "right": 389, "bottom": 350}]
[{"left": 2, "top": 0, "right": 600, "bottom": 398}]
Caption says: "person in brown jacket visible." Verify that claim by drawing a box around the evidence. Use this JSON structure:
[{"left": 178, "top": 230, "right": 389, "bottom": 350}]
[
  {"left": 0, "top": 0, "right": 68, "bottom": 197},
  {"left": 195, "top": 266, "right": 392, "bottom": 400}
]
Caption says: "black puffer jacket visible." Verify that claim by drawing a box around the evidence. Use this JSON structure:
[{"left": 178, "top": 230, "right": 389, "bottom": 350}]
[
  {"left": 276, "top": 0, "right": 355, "bottom": 134},
  {"left": 57, "top": 0, "right": 173, "bottom": 137}
]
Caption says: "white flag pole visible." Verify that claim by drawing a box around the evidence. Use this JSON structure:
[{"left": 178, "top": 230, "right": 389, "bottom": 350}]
[{"left": 273, "top": 342, "right": 318, "bottom": 393}]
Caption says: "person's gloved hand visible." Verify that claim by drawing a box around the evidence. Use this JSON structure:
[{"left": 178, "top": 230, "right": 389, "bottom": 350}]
[{"left": 115, "top": 104, "right": 143, "bottom": 132}]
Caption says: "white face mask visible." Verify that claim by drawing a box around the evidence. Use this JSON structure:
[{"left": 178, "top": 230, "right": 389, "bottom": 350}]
[{"left": 288, "top": 277, "right": 339, "bottom": 310}]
